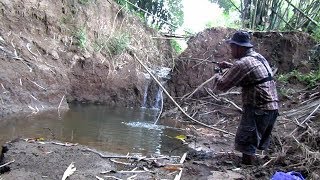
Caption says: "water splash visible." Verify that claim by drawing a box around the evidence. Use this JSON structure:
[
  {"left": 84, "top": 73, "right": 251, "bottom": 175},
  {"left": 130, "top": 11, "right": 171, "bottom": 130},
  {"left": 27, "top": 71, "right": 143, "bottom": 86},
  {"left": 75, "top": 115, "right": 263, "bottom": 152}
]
[{"left": 123, "top": 121, "right": 165, "bottom": 130}]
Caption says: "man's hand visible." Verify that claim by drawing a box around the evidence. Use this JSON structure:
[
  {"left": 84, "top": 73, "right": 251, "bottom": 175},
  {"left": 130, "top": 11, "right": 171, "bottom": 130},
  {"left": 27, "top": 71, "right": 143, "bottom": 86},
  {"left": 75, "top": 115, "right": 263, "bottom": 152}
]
[{"left": 217, "top": 61, "right": 233, "bottom": 69}]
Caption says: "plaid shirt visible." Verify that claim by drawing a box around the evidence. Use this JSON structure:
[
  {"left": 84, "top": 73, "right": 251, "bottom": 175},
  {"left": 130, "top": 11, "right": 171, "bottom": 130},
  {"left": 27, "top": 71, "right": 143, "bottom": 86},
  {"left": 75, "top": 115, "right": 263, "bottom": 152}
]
[{"left": 216, "top": 49, "right": 279, "bottom": 110}]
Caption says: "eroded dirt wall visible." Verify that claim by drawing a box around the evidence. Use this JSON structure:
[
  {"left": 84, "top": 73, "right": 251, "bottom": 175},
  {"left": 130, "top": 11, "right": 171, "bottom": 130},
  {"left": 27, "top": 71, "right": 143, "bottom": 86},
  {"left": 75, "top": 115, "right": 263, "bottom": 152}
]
[
  {"left": 0, "top": 0, "right": 173, "bottom": 116},
  {"left": 168, "top": 27, "right": 317, "bottom": 99}
]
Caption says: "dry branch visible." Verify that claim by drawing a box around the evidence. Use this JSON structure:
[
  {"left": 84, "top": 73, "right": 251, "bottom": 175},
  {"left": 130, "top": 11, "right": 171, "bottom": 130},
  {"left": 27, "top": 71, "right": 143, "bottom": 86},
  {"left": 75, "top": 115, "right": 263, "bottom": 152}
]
[
  {"left": 0, "top": 160, "right": 15, "bottom": 168},
  {"left": 182, "top": 75, "right": 217, "bottom": 100}
]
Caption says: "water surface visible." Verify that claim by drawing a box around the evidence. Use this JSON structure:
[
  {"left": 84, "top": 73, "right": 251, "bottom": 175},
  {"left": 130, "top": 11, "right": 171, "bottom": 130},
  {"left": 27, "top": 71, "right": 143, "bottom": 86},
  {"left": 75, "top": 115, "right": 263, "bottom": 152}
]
[{"left": 0, "top": 104, "right": 188, "bottom": 155}]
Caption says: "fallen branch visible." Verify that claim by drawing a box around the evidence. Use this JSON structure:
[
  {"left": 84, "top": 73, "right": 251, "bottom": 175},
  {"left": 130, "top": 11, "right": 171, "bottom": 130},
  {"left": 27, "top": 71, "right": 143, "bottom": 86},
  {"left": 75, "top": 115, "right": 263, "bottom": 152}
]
[
  {"left": 0, "top": 160, "right": 15, "bottom": 168},
  {"left": 51, "top": 142, "right": 78, "bottom": 147},
  {"left": 300, "top": 103, "right": 320, "bottom": 124},
  {"left": 84, "top": 148, "right": 146, "bottom": 160},
  {"left": 206, "top": 88, "right": 242, "bottom": 112},
  {"left": 101, "top": 170, "right": 150, "bottom": 174},
  {"left": 174, "top": 152, "right": 187, "bottom": 180},
  {"left": 110, "top": 158, "right": 131, "bottom": 166},
  {"left": 26, "top": 43, "right": 38, "bottom": 57},
  {"left": 95, "top": 176, "right": 104, "bottom": 180},
  {"left": 132, "top": 53, "right": 235, "bottom": 136},
  {"left": 103, "top": 176, "right": 122, "bottom": 180},
  {"left": 58, "top": 95, "right": 65, "bottom": 115},
  {"left": 29, "top": 80, "right": 47, "bottom": 91},
  {"left": 182, "top": 75, "right": 217, "bottom": 100}
]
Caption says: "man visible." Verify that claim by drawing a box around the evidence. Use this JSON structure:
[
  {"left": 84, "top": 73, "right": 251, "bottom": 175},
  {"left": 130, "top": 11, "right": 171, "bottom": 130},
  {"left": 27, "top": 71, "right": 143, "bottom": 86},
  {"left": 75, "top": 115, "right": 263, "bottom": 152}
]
[{"left": 215, "top": 31, "right": 279, "bottom": 165}]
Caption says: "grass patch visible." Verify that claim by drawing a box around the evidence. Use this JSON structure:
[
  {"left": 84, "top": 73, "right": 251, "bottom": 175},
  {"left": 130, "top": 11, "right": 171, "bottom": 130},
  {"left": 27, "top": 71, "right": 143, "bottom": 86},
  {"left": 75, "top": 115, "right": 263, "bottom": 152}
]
[
  {"left": 74, "top": 27, "right": 87, "bottom": 49},
  {"left": 277, "top": 69, "right": 320, "bottom": 87},
  {"left": 106, "top": 33, "right": 131, "bottom": 56},
  {"left": 94, "top": 33, "right": 131, "bottom": 56},
  {"left": 78, "top": 0, "right": 90, "bottom": 5},
  {"left": 170, "top": 39, "right": 183, "bottom": 54}
]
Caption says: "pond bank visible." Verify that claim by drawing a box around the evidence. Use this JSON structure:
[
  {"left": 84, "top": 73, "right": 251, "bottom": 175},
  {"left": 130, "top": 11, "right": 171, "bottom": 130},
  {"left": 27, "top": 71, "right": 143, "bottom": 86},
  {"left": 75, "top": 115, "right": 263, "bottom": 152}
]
[{"left": 0, "top": 138, "right": 192, "bottom": 180}]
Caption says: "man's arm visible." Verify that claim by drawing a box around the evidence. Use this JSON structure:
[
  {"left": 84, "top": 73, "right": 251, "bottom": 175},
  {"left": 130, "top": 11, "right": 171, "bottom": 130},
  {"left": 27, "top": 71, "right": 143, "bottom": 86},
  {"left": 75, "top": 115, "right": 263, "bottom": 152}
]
[{"left": 215, "top": 61, "right": 245, "bottom": 92}]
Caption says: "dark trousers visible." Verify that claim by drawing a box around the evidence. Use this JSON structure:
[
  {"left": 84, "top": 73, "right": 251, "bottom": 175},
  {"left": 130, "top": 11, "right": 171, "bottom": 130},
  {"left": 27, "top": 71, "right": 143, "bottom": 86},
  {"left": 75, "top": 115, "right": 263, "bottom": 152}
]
[{"left": 235, "top": 105, "right": 278, "bottom": 155}]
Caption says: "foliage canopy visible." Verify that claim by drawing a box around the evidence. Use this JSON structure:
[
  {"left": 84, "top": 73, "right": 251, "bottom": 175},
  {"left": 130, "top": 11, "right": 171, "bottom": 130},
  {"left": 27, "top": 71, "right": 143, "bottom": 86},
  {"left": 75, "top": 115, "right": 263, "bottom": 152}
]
[{"left": 115, "top": 0, "right": 184, "bottom": 32}]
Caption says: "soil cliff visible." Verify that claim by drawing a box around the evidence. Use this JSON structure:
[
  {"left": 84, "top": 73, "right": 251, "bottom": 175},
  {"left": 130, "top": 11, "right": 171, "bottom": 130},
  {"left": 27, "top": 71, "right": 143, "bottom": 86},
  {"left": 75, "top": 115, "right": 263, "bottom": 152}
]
[{"left": 0, "top": 0, "right": 173, "bottom": 116}]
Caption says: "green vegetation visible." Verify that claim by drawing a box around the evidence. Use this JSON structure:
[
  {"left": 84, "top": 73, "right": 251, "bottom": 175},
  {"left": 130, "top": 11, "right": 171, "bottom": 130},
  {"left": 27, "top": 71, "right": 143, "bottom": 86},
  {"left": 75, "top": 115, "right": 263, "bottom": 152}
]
[
  {"left": 107, "top": 33, "right": 131, "bottom": 56},
  {"left": 277, "top": 69, "right": 320, "bottom": 87},
  {"left": 209, "top": 0, "right": 320, "bottom": 36},
  {"left": 95, "top": 33, "right": 131, "bottom": 56},
  {"left": 115, "top": 0, "right": 184, "bottom": 32},
  {"left": 74, "top": 27, "right": 87, "bottom": 49},
  {"left": 78, "top": 0, "right": 90, "bottom": 5},
  {"left": 170, "top": 39, "right": 183, "bottom": 54},
  {"left": 311, "top": 27, "right": 320, "bottom": 42}
]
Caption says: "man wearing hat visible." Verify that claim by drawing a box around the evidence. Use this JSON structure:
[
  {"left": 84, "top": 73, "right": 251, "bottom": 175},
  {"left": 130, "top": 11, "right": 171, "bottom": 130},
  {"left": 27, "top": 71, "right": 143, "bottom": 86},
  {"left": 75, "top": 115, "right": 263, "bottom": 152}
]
[{"left": 215, "top": 30, "right": 279, "bottom": 165}]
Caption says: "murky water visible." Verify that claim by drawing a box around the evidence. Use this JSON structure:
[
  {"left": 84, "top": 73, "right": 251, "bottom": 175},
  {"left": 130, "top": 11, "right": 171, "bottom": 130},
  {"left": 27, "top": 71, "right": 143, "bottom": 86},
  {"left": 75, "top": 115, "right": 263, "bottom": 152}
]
[{"left": 0, "top": 104, "right": 188, "bottom": 155}]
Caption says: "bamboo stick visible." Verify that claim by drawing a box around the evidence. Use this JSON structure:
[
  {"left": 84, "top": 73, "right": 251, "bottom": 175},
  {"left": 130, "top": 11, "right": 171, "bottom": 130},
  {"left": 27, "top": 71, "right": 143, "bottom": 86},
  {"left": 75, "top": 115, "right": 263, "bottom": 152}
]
[{"left": 283, "top": 0, "right": 319, "bottom": 26}]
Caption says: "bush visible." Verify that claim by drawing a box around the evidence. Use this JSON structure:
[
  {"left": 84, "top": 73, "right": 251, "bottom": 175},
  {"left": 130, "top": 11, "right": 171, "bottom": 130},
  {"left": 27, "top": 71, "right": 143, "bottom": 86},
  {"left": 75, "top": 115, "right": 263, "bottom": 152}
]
[
  {"left": 277, "top": 69, "right": 320, "bottom": 87},
  {"left": 74, "top": 27, "right": 87, "bottom": 49},
  {"left": 170, "top": 39, "right": 183, "bottom": 54},
  {"left": 78, "top": 0, "right": 90, "bottom": 5},
  {"left": 106, "top": 33, "right": 131, "bottom": 56}
]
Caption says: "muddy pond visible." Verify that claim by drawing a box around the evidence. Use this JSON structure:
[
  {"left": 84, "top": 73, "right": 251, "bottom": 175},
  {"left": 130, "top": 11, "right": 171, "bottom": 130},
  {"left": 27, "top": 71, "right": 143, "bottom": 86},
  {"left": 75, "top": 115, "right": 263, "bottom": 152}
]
[{"left": 0, "top": 104, "right": 188, "bottom": 156}]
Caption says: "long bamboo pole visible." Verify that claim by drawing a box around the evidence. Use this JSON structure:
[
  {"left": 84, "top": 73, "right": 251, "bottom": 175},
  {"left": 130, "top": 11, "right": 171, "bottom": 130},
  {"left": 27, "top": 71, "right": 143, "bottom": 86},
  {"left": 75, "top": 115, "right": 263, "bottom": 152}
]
[
  {"left": 283, "top": 0, "right": 319, "bottom": 27},
  {"left": 132, "top": 53, "right": 235, "bottom": 136}
]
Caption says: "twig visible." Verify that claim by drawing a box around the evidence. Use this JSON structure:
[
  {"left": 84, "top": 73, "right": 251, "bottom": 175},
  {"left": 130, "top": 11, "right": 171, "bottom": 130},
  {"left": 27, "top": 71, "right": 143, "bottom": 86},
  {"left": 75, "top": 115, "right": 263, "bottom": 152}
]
[
  {"left": 0, "top": 160, "right": 15, "bottom": 168},
  {"left": 26, "top": 43, "right": 38, "bottom": 57},
  {"left": 84, "top": 148, "right": 146, "bottom": 160},
  {"left": 62, "top": 162, "right": 76, "bottom": 180},
  {"left": 218, "top": 91, "right": 241, "bottom": 96},
  {"left": 95, "top": 176, "right": 104, "bottom": 180},
  {"left": 127, "top": 174, "right": 137, "bottom": 180},
  {"left": 102, "top": 170, "right": 149, "bottom": 174},
  {"left": 183, "top": 75, "right": 217, "bottom": 100},
  {"left": 58, "top": 95, "right": 65, "bottom": 114},
  {"left": 102, "top": 176, "right": 121, "bottom": 180},
  {"left": 29, "top": 80, "right": 47, "bottom": 90},
  {"left": 173, "top": 153, "right": 187, "bottom": 180},
  {"left": 179, "top": 153, "right": 187, "bottom": 164},
  {"left": 51, "top": 142, "right": 78, "bottom": 147},
  {"left": 110, "top": 158, "right": 131, "bottom": 166},
  {"left": 133, "top": 53, "right": 235, "bottom": 136},
  {"left": 300, "top": 103, "right": 320, "bottom": 124},
  {"left": 206, "top": 88, "right": 242, "bottom": 112}
]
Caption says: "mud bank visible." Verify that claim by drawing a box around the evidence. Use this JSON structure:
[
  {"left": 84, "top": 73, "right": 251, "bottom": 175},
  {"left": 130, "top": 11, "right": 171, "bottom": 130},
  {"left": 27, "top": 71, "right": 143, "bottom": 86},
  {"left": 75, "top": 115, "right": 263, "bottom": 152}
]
[{"left": 0, "top": 139, "right": 187, "bottom": 180}]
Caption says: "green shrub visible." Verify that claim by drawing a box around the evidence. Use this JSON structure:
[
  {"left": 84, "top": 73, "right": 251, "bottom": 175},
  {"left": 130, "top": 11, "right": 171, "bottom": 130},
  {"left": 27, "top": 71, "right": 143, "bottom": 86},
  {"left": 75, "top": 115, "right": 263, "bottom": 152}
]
[
  {"left": 170, "top": 39, "right": 183, "bottom": 54},
  {"left": 74, "top": 27, "right": 87, "bottom": 49},
  {"left": 106, "top": 33, "right": 131, "bottom": 56},
  {"left": 78, "top": 0, "right": 90, "bottom": 5},
  {"left": 277, "top": 69, "right": 320, "bottom": 87},
  {"left": 311, "top": 27, "right": 320, "bottom": 42}
]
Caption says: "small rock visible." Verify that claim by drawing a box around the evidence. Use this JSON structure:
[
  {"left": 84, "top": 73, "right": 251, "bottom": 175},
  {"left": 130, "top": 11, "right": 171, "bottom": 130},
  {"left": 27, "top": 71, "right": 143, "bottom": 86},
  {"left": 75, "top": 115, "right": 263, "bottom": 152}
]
[
  {"left": 72, "top": 55, "right": 80, "bottom": 61},
  {"left": 83, "top": 51, "right": 91, "bottom": 59},
  {"left": 50, "top": 50, "right": 59, "bottom": 60}
]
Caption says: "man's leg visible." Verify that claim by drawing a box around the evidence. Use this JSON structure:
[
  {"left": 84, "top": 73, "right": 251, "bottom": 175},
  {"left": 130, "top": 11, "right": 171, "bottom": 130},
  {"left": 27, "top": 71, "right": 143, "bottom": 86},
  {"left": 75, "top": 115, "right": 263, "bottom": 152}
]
[
  {"left": 242, "top": 153, "right": 254, "bottom": 165},
  {"left": 235, "top": 106, "right": 258, "bottom": 164}
]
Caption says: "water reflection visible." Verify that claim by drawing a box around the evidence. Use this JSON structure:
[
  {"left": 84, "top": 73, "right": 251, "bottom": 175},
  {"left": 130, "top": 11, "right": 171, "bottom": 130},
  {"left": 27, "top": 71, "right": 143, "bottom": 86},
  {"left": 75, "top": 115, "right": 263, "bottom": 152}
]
[{"left": 0, "top": 104, "right": 187, "bottom": 155}]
